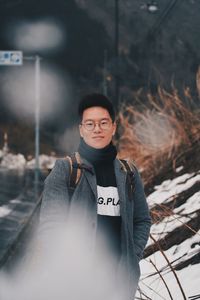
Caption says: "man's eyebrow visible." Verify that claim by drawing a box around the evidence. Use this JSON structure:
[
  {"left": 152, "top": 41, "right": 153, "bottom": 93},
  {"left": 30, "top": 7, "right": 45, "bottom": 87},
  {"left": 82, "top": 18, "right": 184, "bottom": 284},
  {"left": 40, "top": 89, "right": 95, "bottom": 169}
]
[{"left": 84, "top": 118, "right": 110, "bottom": 122}]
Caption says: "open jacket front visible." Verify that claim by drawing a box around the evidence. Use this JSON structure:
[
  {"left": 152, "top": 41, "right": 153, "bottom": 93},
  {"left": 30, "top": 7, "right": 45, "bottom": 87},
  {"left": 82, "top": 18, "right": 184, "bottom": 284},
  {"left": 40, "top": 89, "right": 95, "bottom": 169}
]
[{"left": 39, "top": 155, "right": 151, "bottom": 299}]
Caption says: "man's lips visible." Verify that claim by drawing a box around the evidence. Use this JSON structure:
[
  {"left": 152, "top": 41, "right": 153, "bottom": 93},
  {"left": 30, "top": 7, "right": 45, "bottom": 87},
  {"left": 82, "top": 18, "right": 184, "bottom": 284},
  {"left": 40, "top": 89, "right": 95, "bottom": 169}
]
[{"left": 92, "top": 136, "right": 104, "bottom": 139}]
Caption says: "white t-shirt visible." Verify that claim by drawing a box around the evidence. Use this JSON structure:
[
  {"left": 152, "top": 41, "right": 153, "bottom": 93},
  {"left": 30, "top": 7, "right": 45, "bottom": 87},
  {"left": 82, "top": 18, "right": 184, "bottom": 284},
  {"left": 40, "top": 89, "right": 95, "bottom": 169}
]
[{"left": 97, "top": 185, "right": 120, "bottom": 216}]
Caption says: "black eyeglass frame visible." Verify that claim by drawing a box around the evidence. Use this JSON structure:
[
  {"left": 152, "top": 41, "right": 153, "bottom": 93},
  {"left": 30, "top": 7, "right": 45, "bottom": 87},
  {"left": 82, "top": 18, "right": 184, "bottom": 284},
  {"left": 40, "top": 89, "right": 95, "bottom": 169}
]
[{"left": 80, "top": 119, "right": 114, "bottom": 131}]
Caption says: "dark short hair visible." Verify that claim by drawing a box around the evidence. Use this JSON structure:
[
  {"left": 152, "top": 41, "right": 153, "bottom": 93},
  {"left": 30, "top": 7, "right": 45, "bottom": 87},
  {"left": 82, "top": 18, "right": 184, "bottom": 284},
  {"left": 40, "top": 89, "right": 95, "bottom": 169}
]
[{"left": 78, "top": 93, "right": 115, "bottom": 122}]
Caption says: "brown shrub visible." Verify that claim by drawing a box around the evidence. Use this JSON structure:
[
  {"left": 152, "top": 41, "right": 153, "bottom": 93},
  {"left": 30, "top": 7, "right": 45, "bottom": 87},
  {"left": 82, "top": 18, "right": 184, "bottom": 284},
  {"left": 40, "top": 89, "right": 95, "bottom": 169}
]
[{"left": 117, "top": 79, "right": 200, "bottom": 185}]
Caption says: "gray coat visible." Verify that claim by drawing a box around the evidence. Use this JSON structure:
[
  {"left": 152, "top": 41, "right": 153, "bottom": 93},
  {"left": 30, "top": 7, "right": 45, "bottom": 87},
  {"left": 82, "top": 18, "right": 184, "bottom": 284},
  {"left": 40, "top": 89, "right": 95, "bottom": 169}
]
[{"left": 39, "top": 156, "right": 151, "bottom": 299}]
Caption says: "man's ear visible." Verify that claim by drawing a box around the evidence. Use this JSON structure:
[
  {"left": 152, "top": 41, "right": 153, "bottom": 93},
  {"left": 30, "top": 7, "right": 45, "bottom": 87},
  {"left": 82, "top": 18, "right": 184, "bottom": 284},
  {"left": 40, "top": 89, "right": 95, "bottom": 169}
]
[{"left": 112, "top": 121, "right": 117, "bottom": 136}]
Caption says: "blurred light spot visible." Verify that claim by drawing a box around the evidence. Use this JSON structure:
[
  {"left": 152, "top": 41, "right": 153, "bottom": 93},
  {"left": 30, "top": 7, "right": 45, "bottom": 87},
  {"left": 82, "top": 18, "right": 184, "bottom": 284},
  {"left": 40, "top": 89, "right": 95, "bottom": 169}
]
[
  {"left": 6, "top": 18, "right": 65, "bottom": 53},
  {"left": 58, "top": 126, "right": 80, "bottom": 153},
  {"left": 134, "top": 111, "right": 174, "bottom": 150},
  {"left": 1, "top": 64, "right": 72, "bottom": 122}
]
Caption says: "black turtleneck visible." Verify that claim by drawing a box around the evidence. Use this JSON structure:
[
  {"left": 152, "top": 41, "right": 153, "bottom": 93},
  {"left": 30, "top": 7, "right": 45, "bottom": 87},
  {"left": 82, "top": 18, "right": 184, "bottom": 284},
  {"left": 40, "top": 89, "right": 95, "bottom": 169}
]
[
  {"left": 78, "top": 138, "right": 117, "bottom": 165},
  {"left": 78, "top": 138, "right": 121, "bottom": 261}
]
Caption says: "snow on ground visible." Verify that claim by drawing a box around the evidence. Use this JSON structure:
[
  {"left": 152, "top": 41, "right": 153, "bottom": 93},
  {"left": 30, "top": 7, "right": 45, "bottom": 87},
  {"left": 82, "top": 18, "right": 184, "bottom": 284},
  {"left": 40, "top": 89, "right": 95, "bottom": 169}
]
[
  {"left": 26, "top": 154, "right": 56, "bottom": 169},
  {"left": 143, "top": 229, "right": 200, "bottom": 276},
  {"left": 146, "top": 212, "right": 196, "bottom": 246},
  {"left": 139, "top": 260, "right": 200, "bottom": 299},
  {"left": 0, "top": 206, "right": 11, "bottom": 218},
  {"left": 146, "top": 190, "right": 200, "bottom": 246},
  {"left": 138, "top": 167, "right": 200, "bottom": 299},
  {"left": 147, "top": 172, "right": 200, "bottom": 207},
  {"left": 138, "top": 229, "right": 200, "bottom": 299},
  {"left": 0, "top": 153, "right": 26, "bottom": 170},
  {"left": 174, "top": 191, "right": 200, "bottom": 215},
  {"left": 0, "top": 152, "right": 56, "bottom": 170}
]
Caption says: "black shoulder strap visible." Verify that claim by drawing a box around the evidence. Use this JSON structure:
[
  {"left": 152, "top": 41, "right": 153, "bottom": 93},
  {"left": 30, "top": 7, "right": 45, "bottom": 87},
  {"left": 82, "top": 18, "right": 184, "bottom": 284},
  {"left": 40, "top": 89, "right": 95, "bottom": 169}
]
[
  {"left": 70, "top": 152, "right": 78, "bottom": 189},
  {"left": 120, "top": 159, "right": 136, "bottom": 200}
]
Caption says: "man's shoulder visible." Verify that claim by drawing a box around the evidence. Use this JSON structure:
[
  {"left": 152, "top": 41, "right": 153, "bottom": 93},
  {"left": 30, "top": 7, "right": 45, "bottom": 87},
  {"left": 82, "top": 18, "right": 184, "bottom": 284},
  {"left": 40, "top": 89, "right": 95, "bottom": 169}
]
[{"left": 49, "top": 157, "right": 71, "bottom": 174}]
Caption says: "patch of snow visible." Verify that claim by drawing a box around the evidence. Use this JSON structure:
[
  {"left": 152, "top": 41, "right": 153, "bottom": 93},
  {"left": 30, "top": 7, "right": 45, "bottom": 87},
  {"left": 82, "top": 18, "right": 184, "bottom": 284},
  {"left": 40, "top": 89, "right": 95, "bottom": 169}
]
[
  {"left": 0, "top": 206, "right": 11, "bottom": 218},
  {"left": 171, "top": 230, "right": 200, "bottom": 262},
  {"left": 140, "top": 167, "right": 200, "bottom": 299},
  {"left": 176, "top": 166, "right": 184, "bottom": 173},
  {"left": 147, "top": 172, "right": 200, "bottom": 207},
  {"left": 139, "top": 231, "right": 200, "bottom": 299},
  {"left": 147, "top": 191, "right": 200, "bottom": 246},
  {"left": 0, "top": 152, "right": 57, "bottom": 170},
  {"left": 146, "top": 213, "right": 197, "bottom": 246},
  {"left": 10, "top": 199, "right": 21, "bottom": 204},
  {"left": 138, "top": 262, "right": 200, "bottom": 299},
  {"left": 26, "top": 154, "right": 56, "bottom": 170},
  {"left": 0, "top": 153, "right": 26, "bottom": 170},
  {"left": 174, "top": 191, "right": 200, "bottom": 215}
]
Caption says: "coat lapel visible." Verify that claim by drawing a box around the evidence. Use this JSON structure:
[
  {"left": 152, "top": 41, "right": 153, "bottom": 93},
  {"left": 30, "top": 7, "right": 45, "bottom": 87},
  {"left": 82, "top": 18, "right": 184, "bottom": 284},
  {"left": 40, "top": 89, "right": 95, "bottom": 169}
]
[
  {"left": 83, "top": 170, "right": 97, "bottom": 199},
  {"left": 80, "top": 157, "right": 98, "bottom": 199}
]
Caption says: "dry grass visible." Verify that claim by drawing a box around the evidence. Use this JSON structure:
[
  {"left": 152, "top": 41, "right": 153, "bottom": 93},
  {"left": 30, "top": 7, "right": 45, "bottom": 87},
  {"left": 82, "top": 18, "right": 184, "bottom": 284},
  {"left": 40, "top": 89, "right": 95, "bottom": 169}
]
[{"left": 117, "top": 71, "right": 200, "bottom": 185}]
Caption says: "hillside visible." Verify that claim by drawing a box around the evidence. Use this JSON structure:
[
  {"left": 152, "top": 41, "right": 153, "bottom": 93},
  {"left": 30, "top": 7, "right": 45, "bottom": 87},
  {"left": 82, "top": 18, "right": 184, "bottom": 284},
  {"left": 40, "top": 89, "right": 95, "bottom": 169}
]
[{"left": 138, "top": 144, "right": 200, "bottom": 299}]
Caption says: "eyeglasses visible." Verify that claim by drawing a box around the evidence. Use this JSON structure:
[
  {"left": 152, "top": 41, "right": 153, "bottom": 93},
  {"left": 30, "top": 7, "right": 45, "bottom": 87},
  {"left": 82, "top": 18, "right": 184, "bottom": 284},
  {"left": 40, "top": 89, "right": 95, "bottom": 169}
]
[{"left": 81, "top": 119, "right": 112, "bottom": 131}]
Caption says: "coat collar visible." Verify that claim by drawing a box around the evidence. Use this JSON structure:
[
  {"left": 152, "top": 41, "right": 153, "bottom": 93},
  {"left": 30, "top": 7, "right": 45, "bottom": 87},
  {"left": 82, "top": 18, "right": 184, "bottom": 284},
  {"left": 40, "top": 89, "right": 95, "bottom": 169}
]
[{"left": 79, "top": 155, "right": 97, "bottom": 199}]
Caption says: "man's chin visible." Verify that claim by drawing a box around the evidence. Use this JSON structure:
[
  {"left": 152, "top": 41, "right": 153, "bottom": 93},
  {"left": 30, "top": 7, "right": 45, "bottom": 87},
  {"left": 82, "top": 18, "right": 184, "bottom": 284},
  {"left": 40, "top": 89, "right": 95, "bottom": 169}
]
[
  {"left": 89, "top": 141, "right": 108, "bottom": 149},
  {"left": 92, "top": 144, "right": 106, "bottom": 149}
]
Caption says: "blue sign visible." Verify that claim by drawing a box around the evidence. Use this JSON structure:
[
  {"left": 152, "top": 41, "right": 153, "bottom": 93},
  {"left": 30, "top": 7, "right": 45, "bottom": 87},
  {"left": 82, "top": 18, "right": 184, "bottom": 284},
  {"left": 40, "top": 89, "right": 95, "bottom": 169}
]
[{"left": 0, "top": 51, "right": 23, "bottom": 65}]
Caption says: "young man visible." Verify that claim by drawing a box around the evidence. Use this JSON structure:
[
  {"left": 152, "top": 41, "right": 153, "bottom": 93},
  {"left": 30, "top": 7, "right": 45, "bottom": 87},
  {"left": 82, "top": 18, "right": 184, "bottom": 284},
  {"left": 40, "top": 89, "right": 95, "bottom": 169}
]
[{"left": 39, "top": 93, "right": 151, "bottom": 299}]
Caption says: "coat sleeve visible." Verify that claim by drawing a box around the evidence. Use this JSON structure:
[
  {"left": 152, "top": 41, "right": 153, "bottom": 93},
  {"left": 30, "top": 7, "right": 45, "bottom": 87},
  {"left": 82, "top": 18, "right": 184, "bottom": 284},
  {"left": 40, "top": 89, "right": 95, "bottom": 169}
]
[
  {"left": 132, "top": 167, "right": 151, "bottom": 260},
  {"left": 39, "top": 159, "right": 71, "bottom": 233}
]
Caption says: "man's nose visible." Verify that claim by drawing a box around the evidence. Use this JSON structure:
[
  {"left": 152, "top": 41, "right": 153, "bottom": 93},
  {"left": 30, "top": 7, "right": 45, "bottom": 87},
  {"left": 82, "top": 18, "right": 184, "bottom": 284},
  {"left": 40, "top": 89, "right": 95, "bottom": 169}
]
[{"left": 93, "top": 123, "right": 102, "bottom": 132}]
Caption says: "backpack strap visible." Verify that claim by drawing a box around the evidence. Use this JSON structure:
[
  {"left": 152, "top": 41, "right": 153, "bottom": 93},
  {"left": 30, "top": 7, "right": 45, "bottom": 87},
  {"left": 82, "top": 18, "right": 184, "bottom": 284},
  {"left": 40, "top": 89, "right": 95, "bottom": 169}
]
[
  {"left": 119, "top": 158, "right": 136, "bottom": 201},
  {"left": 65, "top": 152, "right": 82, "bottom": 198},
  {"left": 70, "top": 152, "right": 82, "bottom": 188}
]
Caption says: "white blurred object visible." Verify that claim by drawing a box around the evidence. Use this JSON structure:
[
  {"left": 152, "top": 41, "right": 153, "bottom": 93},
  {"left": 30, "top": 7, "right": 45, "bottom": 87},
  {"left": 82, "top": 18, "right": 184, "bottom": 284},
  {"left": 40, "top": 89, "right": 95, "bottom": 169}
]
[
  {"left": 1, "top": 65, "right": 72, "bottom": 122},
  {"left": 0, "top": 214, "right": 128, "bottom": 300},
  {"left": 6, "top": 19, "right": 65, "bottom": 53},
  {"left": 58, "top": 126, "right": 80, "bottom": 153}
]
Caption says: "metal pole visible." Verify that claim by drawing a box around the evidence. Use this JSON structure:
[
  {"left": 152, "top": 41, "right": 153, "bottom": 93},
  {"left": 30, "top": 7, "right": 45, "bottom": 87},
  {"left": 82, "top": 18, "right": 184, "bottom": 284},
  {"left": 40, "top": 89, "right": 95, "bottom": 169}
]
[
  {"left": 115, "top": 0, "right": 119, "bottom": 109},
  {"left": 35, "top": 55, "right": 40, "bottom": 191}
]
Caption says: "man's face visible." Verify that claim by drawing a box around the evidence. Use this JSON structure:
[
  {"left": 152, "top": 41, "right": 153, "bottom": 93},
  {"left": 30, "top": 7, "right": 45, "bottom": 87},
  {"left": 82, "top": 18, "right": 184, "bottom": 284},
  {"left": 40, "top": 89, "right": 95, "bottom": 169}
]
[{"left": 79, "top": 106, "right": 116, "bottom": 149}]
